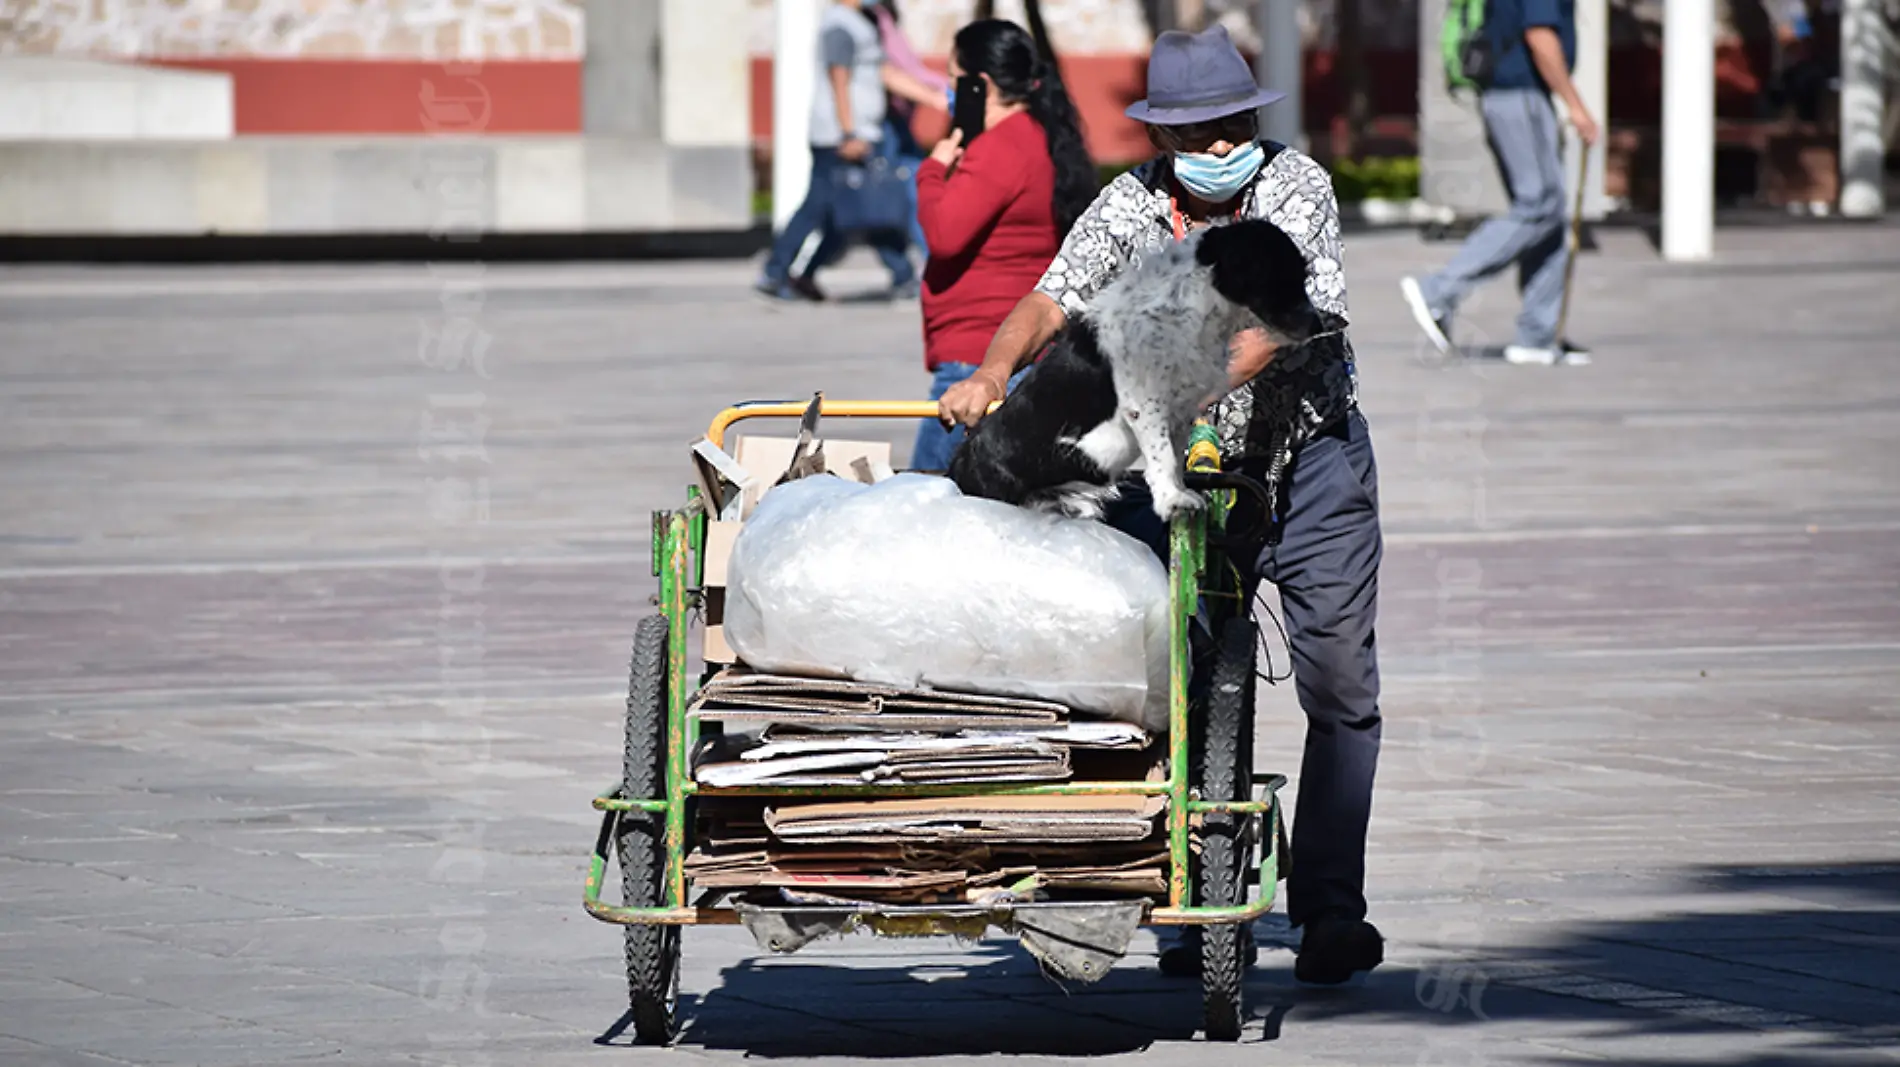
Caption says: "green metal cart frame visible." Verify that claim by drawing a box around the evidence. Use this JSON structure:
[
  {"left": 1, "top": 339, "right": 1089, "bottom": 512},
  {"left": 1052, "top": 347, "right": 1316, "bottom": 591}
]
[{"left": 582, "top": 400, "right": 1286, "bottom": 1044}]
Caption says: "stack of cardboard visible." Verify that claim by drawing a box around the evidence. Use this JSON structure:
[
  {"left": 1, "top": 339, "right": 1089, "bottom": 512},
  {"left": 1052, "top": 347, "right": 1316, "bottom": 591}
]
[
  {"left": 688, "top": 670, "right": 1168, "bottom": 906},
  {"left": 683, "top": 832, "right": 1169, "bottom": 906},
  {"left": 691, "top": 670, "right": 1149, "bottom": 788}
]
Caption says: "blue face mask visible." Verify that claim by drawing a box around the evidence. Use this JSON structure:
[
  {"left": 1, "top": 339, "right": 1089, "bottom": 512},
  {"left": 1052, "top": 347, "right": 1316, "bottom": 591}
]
[{"left": 1171, "top": 140, "right": 1266, "bottom": 204}]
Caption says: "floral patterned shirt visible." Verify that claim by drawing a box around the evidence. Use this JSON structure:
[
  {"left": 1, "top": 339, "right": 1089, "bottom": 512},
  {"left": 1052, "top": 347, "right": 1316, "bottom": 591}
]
[{"left": 1033, "top": 144, "right": 1357, "bottom": 484}]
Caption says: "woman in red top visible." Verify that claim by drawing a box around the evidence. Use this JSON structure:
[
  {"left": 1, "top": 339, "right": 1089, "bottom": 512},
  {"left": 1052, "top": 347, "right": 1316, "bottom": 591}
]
[{"left": 910, "top": 19, "right": 1096, "bottom": 470}]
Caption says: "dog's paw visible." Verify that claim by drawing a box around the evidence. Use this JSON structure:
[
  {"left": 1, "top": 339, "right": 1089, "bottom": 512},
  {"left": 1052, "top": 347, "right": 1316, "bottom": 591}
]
[{"left": 1149, "top": 486, "right": 1206, "bottom": 521}]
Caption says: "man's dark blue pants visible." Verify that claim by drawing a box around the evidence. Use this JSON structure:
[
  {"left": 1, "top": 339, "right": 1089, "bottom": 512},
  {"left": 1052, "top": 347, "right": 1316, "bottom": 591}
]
[
  {"left": 761, "top": 145, "right": 915, "bottom": 289},
  {"left": 1107, "top": 408, "right": 1383, "bottom": 927}
]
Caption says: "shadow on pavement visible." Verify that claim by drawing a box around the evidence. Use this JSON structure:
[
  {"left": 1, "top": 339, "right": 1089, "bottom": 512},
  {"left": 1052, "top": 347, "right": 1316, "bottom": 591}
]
[
  {"left": 602, "top": 862, "right": 1900, "bottom": 1058},
  {"left": 1310, "top": 861, "right": 1900, "bottom": 1063}
]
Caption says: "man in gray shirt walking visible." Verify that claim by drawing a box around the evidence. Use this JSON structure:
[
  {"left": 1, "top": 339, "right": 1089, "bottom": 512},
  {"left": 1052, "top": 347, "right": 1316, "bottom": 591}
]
[
  {"left": 756, "top": 0, "right": 938, "bottom": 302},
  {"left": 1401, "top": 0, "right": 1599, "bottom": 366}
]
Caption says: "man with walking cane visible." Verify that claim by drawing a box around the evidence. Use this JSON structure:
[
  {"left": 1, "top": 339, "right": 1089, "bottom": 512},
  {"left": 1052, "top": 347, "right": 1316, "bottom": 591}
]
[{"left": 1401, "top": 0, "right": 1598, "bottom": 366}]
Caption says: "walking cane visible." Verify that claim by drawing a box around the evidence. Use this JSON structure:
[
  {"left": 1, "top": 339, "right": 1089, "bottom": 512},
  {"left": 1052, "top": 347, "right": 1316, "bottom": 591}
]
[{"left": 1551, "top": 137, "right": 1590, "bottom": 360}]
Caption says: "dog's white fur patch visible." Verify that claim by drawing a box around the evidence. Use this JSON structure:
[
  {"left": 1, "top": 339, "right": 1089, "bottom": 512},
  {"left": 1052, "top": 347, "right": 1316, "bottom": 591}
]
[
  {"left": 1081, "top": 235, "right": 1268, "bottom": 520},
  {"left": 1061, "top": 418, "right": 1142, "bottom": 472},
  {"left": 1028, "top": 480, "right": 1123, "bottom": 521}
]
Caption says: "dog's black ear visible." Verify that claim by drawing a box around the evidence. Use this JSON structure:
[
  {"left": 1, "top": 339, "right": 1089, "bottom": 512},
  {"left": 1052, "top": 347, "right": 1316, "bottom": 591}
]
[{"left": 1195, "top": 219, "right": 1309, "bottom": 309}]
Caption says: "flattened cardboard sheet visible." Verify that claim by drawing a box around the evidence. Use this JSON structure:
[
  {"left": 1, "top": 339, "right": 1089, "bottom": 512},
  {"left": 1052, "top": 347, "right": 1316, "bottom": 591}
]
[
  {"left": 689, "top": 867, "right": 967, "bottom": 901},
  {"left": 691, "top": 669, "right": 1068, "bottom": 727},
  {"left": 759, "top": 722, "right": 1149, "bottom": 749},
  {"left": 684, "top": 842, "right": 1169, "bottom": 902},
  {"left": 764, "top": 794, "right": 1166, "bottom": 844}
]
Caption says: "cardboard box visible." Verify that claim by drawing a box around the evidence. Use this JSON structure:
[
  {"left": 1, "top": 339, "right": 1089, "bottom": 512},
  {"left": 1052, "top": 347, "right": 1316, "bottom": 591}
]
[
  {"left": 731, "top": 435, "right": 893, "bottom": 518},
  {"left": 695, "top": 433, "right": 893, "bottom": 665},
  {"left": 702, "top": 519, "right": 741, "bottom": 587}
]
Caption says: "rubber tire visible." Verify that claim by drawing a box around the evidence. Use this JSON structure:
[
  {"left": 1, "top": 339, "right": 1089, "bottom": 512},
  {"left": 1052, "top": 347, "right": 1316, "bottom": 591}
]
[
  {"left": 619, "top": 614, "right": 680, "bottom": 1045},
  {"left": 1196, "top": 617, "right": 1257, "bottom": 1042}
]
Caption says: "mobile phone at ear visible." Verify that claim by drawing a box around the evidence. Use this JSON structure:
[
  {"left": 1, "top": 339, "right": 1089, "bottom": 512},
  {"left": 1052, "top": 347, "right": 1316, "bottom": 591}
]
[{"left": 952, "top": 74, "right": 988, "bottom": 145}]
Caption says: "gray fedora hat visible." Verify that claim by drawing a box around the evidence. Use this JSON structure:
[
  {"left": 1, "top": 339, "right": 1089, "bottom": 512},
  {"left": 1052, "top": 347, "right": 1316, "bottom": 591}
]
[{"left": 1124, "top": 24, "right": 1285, "bottom": 126}]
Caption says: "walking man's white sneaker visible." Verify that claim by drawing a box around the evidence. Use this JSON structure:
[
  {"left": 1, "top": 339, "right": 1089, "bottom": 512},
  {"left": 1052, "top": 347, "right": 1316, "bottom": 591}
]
[
  {"left": 1504, "top": 341, "right": 1593, "bottom": 366},
  {"left": 1399, "top": 276, "right": 1453, "bottom": 354}
]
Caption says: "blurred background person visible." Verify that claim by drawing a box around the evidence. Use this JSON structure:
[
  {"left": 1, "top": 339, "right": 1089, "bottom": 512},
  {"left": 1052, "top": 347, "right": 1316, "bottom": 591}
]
[
  {"left": 908, "top": 17, "right": 1096, "bottom": 470},
  {"left": 873, "top": 0, "right": 946, "bottom": 258},
  {"left": 755, "top": 0, "right": 945, "bottom": 303},
  {"left": 1767, "top": 0, "right": 1832, "bottom": 121},
  {"left": 800, "top": 0, "right": 947, "bottom": 297},
  {"left": 1399, "top": 0, "right": 1599, "bottom": 366}
]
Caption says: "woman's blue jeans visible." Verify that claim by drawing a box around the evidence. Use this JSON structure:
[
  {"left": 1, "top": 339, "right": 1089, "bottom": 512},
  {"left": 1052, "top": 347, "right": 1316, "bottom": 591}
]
[{"left": 911, "top": 363, "right": 1027, "bottom": 472}]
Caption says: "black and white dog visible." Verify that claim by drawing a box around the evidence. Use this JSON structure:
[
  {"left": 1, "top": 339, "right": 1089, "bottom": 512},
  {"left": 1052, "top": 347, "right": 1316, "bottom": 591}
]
[{"left": 949, "top": 218, "right": 1324, "bottom": 521}]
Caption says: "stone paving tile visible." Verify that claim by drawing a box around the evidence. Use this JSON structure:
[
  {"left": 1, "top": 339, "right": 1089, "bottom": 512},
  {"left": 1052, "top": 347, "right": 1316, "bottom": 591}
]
[
  {"left": 0, "top": 1036, "right": 130, "bottom": 1067},
  {"left": 0, "top": 993, "right": 304, "bottom": 1063}
]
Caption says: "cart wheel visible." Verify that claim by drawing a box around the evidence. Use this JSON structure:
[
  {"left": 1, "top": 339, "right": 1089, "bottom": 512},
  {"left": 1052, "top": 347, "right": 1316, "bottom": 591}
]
[
  {"left": 618, "top": 614, "right": 680, "bottom": 1045},
  {"left": 1195, "top": 616, "right": 1256, "bottom": 1042}
]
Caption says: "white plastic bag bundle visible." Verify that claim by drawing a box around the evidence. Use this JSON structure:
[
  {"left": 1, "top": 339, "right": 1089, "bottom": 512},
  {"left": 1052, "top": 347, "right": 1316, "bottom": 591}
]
[{"left": 724, "top": 474, "right": 1170, "bottom": 733}]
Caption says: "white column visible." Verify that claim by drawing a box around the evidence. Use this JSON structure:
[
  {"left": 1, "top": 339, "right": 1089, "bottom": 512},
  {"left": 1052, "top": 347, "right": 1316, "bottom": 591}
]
[
  {"left": 773, "top": 0, "right": 819, "bottom": 231},
  {"left": 1569, "top": 0, "right": 1608, "bottom": 218},
  {"left": 1254, "top": 0, "right": 1303, "bottom": 150},
  {"left": 1838, "top": 0, "right": 1887, "bottom": 218},
  {"left": 1661, "top": 0, "right": 1714, "bottom": 261}
]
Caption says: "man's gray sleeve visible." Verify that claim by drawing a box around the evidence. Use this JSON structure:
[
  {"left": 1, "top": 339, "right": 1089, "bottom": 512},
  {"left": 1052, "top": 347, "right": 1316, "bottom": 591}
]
[{"left": 820, "top": 25, "right": 855, "bottom": 69}]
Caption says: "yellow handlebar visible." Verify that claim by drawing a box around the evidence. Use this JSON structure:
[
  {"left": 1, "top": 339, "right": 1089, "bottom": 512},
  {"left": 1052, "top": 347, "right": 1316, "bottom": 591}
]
[{"left": 706, "top": 400, "right": 997, "bottom": 450}]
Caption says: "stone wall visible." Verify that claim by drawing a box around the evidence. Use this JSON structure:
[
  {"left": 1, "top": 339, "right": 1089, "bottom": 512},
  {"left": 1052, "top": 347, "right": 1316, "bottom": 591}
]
[
  {"left": 0, "top": 0, "right": 1727, "bottom": 64},
  {"left": 0, "top": 0, "right": 583, "bottom": 60},
  {"left": 743, "top": 0, "right": 1153, "bottom": 56}
]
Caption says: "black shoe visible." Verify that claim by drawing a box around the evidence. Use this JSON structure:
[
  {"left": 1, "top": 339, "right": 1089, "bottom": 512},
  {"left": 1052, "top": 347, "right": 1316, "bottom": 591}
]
[
  {"left": 1156, "top": 925, "right": 1258, "bottom": 977},
  {"left": 752, "top": 276, "right": 803, "bottom": 303},
  {"left": 1293, "top": 916, "right": 1384, "bottom": 986},
  {"left": 788, "top": 274, "right": 828, "bottom": 302}
]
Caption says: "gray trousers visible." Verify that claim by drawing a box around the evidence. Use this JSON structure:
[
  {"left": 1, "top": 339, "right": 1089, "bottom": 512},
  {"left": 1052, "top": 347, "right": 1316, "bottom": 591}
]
[
  {"left": 1420, "top": 88, "right": 1570, "bottom": 349},
  {"left": 1107, "top": 410, "right": 1383, "bottom": 927},
  {"left": 1245, "top": 411, "right": 1382, "bottom": 927}
]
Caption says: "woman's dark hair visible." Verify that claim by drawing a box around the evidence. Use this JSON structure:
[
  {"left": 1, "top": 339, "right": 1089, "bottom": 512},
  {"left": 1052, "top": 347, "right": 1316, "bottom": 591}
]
[{"left": 953, "top": 19, "right": 1097, "bottom": 239}]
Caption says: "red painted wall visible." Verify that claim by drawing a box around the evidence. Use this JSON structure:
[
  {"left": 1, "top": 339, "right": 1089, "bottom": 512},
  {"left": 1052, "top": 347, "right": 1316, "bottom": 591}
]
[
  {"left": 151, "top": 58, "right": 581, "bottom": 134},
  {"left": 144, "top": 45, "right": 1768, "bottom": 156}
]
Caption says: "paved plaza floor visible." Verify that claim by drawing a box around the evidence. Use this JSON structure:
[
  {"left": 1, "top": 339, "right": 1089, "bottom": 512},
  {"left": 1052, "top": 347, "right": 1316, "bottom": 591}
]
[{"left": 1, "top": 222, "right": 1897, "bottom": 1066}]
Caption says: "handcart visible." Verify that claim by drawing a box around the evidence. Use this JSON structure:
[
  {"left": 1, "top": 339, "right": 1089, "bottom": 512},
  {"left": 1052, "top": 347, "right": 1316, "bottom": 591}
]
[{"left": 582, "top": 400, "right": 1288, "bottom": 1043}]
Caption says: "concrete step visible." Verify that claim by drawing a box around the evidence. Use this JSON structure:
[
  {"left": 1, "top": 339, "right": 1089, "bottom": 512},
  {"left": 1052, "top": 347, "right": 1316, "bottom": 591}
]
[{"left": 0, "top": 57, "right": 233, "bottom": 141}]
